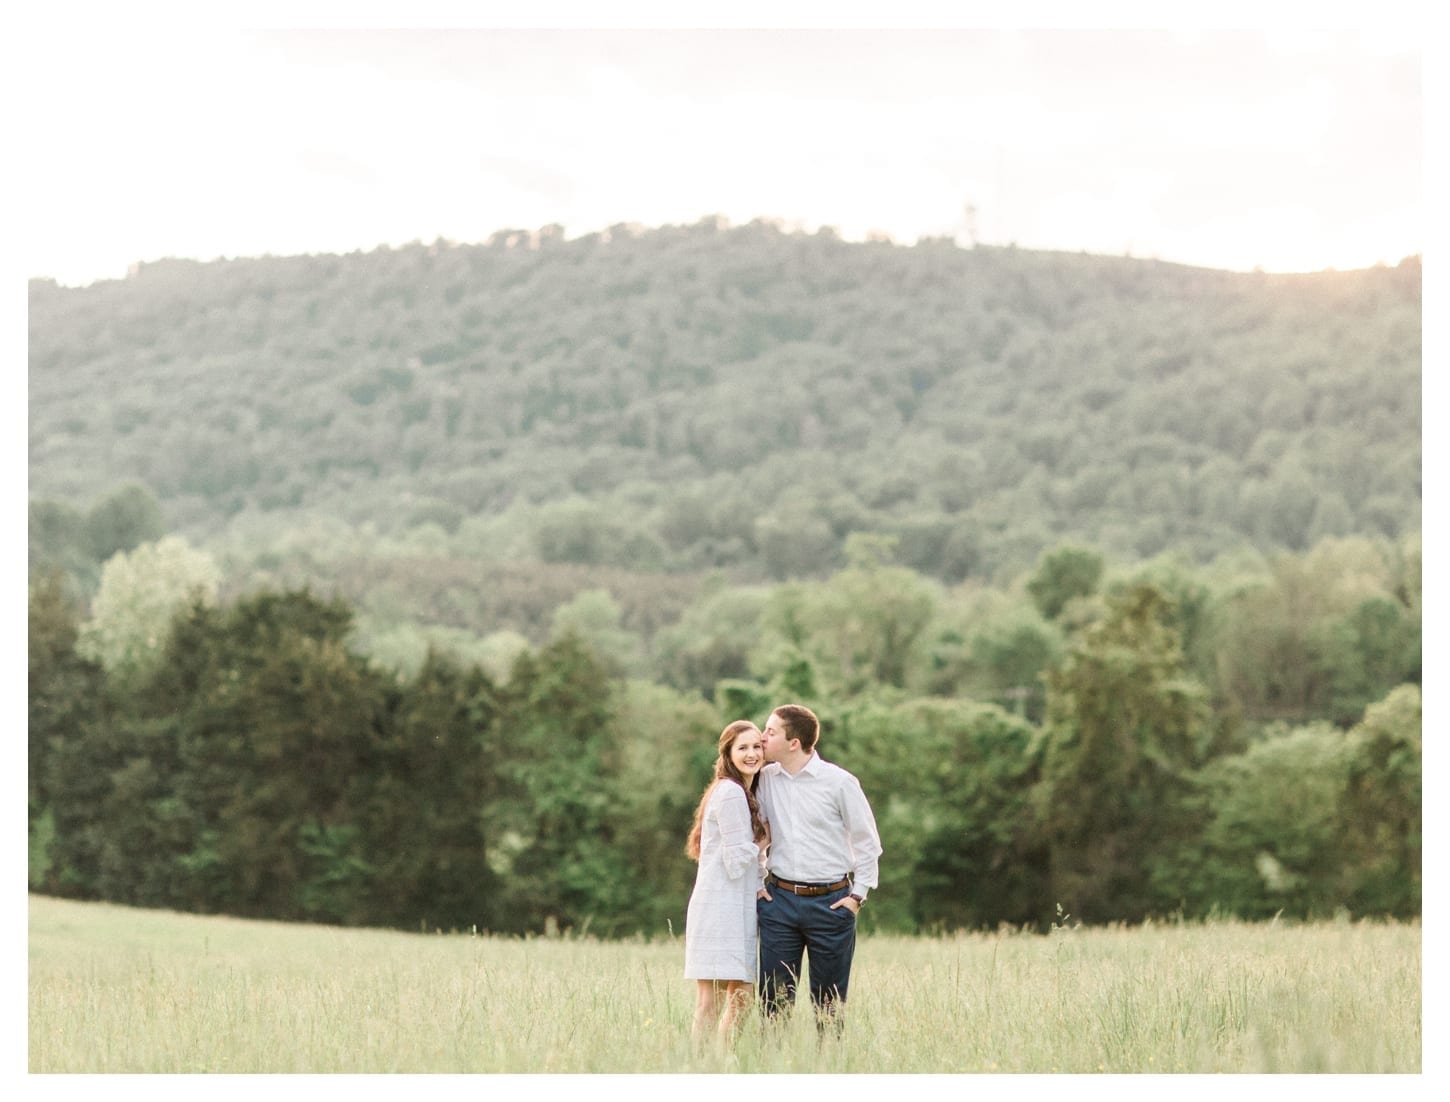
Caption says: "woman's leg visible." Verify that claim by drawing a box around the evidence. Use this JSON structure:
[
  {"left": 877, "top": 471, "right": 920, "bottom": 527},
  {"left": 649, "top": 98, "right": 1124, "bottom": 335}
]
[
  {"left": 692, "top": 980, "right": 722, "bottom": 1042},
  {"left": 719, "top": 981, "right": 754, "bottom": 1041}
]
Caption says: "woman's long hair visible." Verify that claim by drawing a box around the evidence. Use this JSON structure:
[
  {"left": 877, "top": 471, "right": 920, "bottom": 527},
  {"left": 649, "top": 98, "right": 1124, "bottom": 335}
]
[{"left": 685, "top": 720, "right": 767, "bottom": 860}]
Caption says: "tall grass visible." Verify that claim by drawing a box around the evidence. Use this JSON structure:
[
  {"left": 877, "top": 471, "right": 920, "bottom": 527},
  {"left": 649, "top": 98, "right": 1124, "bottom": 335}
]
[{"left": 28, "top": 895, "right": 1420, "bottom": 1074}]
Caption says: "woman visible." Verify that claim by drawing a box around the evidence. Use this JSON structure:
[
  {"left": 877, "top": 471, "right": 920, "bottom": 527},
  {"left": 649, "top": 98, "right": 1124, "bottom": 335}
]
[{"left": 683, "top": 719, "right": 769, "bottom": 1043}]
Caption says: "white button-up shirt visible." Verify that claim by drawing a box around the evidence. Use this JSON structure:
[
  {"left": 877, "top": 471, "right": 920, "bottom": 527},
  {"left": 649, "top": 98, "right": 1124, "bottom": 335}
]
[{"left": 756, "top": 753, "right": 882, "bottom": 901}]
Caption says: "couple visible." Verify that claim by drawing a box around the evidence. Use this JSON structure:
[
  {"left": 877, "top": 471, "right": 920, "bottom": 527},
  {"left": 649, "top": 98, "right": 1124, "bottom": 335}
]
[{"left": 683, "top": 704, "right": 883, "bottom": 1043}]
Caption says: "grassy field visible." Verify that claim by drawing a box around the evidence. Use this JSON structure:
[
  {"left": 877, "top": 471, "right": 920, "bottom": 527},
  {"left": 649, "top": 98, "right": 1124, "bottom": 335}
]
[{"left": 28, "top": 894, "right": 1420, "bottom": 1074}]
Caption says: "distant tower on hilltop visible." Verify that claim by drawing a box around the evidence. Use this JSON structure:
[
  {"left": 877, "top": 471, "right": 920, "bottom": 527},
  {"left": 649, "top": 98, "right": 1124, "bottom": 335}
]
[{"left": 956, "top": 201, "right": 979, "bottom": 249}]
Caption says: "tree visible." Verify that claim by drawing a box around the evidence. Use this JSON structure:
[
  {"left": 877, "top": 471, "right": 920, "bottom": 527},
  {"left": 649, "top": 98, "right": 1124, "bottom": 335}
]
[
  {"left": 653, "top": 584, "right": 770, "bottom": 696},
  {"left": 88, "top": 715, "right": 195, "bottom": 910},
  {"left": 139, "top": 589, "right": 389, "bottom": 921},
  {"left": 28, "top": 571, "right": 107, "bottom": 891},
  {"left": 1037, "top": 583, "right": 1209, "bottom": 921},
  {"left": 29, "top": 228, "right": 1420, "bottom": 589},
  {"left": 29, "top": 498, "right": 94, "bottom": 591},
  {"left": 1205, "top": 537, "right": 1419, "bottom": 728},
  {"left": 76, "top": 536, "right": 221, "bottom": 690},
  {"left": 606, "top": 680, "right": 722, "bottom": 934},
  {"left": 1338, "top": 685, "right": 1420, "bottom": 916},
  {"left": 963, "top": 600, "right": 1064, "bottom": 721},
  {"left": 490, "top": 636, "right": 633, "bottom": 934},
  {"left": 531, "top": 497, "right": 664, "bottom": 569},
  {"left": 549, "top": 589, "right": 642, "bottom": 676},
  {"left": 754, "top": 513, "right": 840, "bottom": 581},
  {"left": 1027, "top": 544, "right": 1104, "bottom": 621},
  {"left": 838, "top": 697, "right": 1047, "bottom": 931},
  {"left": 85, "top": 482, "right": 165, "bottom": 563},
  {"left": 1167, "top": 723, "right": 1359, "bottom": 919},
  {"left": 754, "top": 535, "right": 939, "bottom": 695},
  {"left": 1310, "top": 596, "right": 1420, "bottom": 726},
  {"left": 359, "top": 649, "right": 502, "bottom": 930}
]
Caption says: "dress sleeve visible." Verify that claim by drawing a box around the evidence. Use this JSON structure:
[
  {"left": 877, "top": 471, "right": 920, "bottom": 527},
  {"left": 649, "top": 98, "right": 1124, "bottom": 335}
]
[
  {"left": 713, "top": 783, "right": 760, "bottom": 881},
  {"left": 757, "top": 818, "right": 770, "bottom": 891},
  {"left": 755, "top": 772, "right": 771, "bottom": 891}
]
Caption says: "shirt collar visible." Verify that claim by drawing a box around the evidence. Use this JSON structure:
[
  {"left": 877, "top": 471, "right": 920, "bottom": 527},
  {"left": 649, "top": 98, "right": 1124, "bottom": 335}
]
[{"left": 769, "top": 751, "right": 823, "bottom": 778}]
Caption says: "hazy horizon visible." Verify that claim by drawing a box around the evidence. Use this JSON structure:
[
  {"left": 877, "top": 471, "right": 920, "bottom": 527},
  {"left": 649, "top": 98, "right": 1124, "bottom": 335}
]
[{"left": 17, "top": 24, "right": 1423, "bottom": 287}]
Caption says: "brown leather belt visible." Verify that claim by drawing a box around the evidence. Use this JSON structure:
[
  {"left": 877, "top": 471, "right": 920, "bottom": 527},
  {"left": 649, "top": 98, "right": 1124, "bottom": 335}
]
[{"left": 767, "top": 873, "right": 850, "bottom": 897}]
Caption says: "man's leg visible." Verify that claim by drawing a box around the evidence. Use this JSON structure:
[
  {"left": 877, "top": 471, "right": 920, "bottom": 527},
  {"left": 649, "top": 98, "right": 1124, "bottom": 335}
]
[
  {"left": 757, "top": 889, "right": 805, "bottom": 1020},
  {"left": 800, "top": 887, "right": 858, "bottom": 1033}
]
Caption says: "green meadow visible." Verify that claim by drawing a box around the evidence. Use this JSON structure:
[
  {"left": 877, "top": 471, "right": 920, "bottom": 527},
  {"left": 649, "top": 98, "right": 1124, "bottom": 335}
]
[{"left": 28, "top": 894, "right": 1419, "bottom": 1074}]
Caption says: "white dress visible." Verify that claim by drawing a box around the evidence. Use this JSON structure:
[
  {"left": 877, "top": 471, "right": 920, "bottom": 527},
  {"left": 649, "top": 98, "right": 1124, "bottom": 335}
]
[{"left": 683, "top": 780, "right": 762, "bottom": 981}]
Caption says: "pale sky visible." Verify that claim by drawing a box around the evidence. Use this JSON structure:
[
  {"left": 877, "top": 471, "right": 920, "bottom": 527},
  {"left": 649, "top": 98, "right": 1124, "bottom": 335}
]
[{"left": 10, "top": 5, "right": 1427, "bottom": 287}]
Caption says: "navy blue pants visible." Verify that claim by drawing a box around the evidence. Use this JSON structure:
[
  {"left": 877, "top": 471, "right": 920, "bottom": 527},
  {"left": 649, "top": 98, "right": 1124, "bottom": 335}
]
[{"left": 757, "top": 883, "right": 857, "bottom": 1018}]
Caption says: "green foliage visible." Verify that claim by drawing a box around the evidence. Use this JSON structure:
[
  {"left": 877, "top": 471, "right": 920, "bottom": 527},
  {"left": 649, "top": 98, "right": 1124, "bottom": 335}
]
[
  {"left": 356, "top": 649, "right": 501, "bottom": 930},
  {"left": 28, "top": 233, "right": 1421, "bottom": 593},
  {"left": 1110, "top": 553, "right": 1217, "bottom": 681},
  {"left": 833, "top": 697, "right": 1047, "bottom": 931},
  {"left": 28, "top": 572, "right": 108, "bottom": 894},
  {"left": 1203, "top": 536, "right": 1420, "bottom": 728},
  {"left": 347, "top": 615, "right": 507, "bottom": 679},
  {"left": 28, "top": 573, "right": 93, "bottom": 815},
  {"left": 29, "top": 483, "right": 166, "bottom": 596},
  {"left": 490, "top": 636, "right": 635, "bottom": 934},
  {"left": 1027, "top": 544, "right": 1105, "bottom": 620},
  {"left": 1153, "top": 683, "right": 1419, "bottom": 920},
  {"left": 1310, "top": 596, "right": 1419, "bottom": 726},
  {"left": 652, "top": 582, "right": 770, "bottom": 696},
  {"left": 1168, "top": 723, "right": 1361, "bottom": 919},
  {"left": 90, "top": 716, "right": 197, "bottom": 909},
  {"left": 245, "top": 549, "right": 707, "bottom": 659},
  {"left": 30, "top": 537, "right": 1421, "bottom": 933},
  {"left": 608, "top": 680, "right": 723, "bottom": 932},
  {"left": 549, "top": 588, "right": 643, "bottom": 676},
  {"left": 76, "top": 536, "right": 221, "bottom": 689},
  {"left": 1038, "top": 583, "right": 1210, "bottom": 921},
  {"left": 29, "top": 807, "right": 57, "bottom": 888},
  {"left": 920, "top": 588, "right": 1065, "bottom": 719},
  {"left": 296, "top": 821, "right": 375, "bottom": 922},
  {"left": 155, "top": 592, "right": 390, "bottom": 919},
  {"left": 29, "top": 499, "right": 95, "bottom": 593},
  {"left": 473, "top": 630, "right": 534, "bottom": 683},
  {"left": 1338, "top": 685, "right": 1421, "bottom": 915},
  {"left": 714, "top": 679, "right": 774, "bottom": 726},
  {"left": 531, "top": 497, "right": 667, "bottom": 570},
  {"left": 84, "top": 482, "right": 165, "bottom": 562},
  {"left": 755, "top": 511, "right": 841, "bottom": 580},
  {"left": 749, "top": 549, "right": 939, "bottom": 696}
]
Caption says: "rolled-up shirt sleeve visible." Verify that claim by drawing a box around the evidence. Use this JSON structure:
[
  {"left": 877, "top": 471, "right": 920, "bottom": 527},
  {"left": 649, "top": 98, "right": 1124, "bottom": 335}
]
[{"left": 715, "top": 783, "right": 761, "bottom": 881}]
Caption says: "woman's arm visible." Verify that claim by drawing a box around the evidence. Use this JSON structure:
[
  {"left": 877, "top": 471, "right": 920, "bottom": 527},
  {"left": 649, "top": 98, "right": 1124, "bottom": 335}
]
[{"left": 714, "top": 784, "right": 760, "bottom": 880}]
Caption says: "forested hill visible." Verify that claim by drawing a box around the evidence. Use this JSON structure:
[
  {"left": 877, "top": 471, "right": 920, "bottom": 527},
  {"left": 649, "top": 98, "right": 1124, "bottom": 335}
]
[{"left": 29, "top": 219, "right": 1421, "bottom": 587}]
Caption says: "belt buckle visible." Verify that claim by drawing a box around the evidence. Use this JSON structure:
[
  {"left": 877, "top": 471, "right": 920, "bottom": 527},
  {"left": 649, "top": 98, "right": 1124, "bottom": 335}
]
[{"left": 774, "top": 874, "right": 843, "bottom": 896}]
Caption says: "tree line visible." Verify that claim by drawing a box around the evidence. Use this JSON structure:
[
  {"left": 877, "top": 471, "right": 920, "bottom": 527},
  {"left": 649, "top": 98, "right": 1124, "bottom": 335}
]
[
  {"left": 28, "top": 525, "right": 1420, "bottom": 935},
  {"left": 27, "top": 218, "right": 1420, "bottom": 934},
  {"left": 29, "top": 220, "right": 1421, "bottom": 592}
]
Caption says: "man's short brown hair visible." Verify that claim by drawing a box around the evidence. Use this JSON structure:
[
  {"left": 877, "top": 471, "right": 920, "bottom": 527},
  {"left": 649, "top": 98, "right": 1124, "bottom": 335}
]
[{"left": 772, "top": 704, "right": 820, "bottom": 753}]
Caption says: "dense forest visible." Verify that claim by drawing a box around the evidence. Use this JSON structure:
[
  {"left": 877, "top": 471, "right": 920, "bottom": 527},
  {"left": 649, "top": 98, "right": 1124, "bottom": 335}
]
[
  {"left": 28, "top": 220, "right": 1421, "bottom": 934},
  {"left": 31, "top": 220, "right": 1420, "bottom": 590}
]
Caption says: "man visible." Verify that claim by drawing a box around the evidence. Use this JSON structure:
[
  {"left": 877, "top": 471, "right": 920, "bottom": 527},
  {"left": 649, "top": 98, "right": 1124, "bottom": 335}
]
[{"left": 755, "top": 703, "right": 882, "bottom": 1030}]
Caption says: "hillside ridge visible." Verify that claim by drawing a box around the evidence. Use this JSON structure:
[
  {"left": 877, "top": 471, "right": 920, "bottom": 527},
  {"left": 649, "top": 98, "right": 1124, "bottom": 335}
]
[{"left": 29, "top": 219, "right": 1422, "bottom": 586}]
